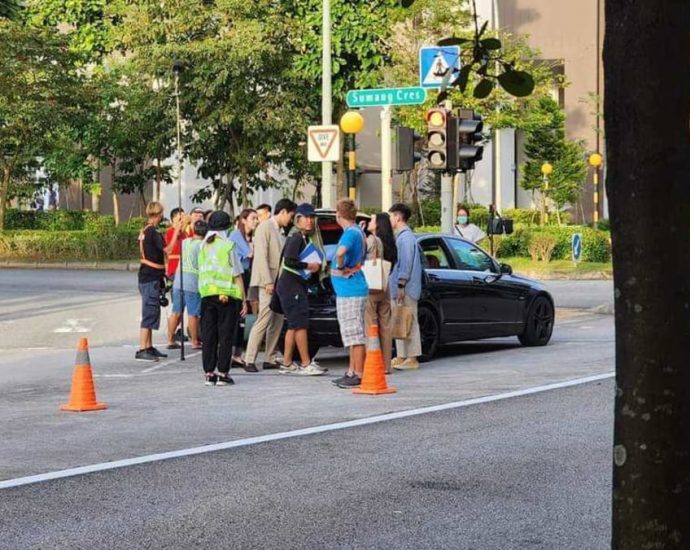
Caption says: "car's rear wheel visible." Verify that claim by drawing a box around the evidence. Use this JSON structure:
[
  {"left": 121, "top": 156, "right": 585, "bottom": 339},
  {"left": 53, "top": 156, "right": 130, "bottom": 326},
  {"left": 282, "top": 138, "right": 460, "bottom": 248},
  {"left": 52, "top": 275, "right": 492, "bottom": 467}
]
[
  {"left": 518, "top": 295, "right": 554, "bottom": 346},
  {"left": 418, "top": 305, "right": 440, "bottom": 362}
]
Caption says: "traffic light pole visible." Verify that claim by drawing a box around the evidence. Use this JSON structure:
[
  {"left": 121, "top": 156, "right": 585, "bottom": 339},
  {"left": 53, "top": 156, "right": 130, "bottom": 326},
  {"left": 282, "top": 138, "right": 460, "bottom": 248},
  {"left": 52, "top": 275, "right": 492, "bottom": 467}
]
[
  {"left": 441, "top": 174, "right": 454, "bottom": 235},
  {"left": 381, "top": 106, "right": 392, "bottom": 211}
]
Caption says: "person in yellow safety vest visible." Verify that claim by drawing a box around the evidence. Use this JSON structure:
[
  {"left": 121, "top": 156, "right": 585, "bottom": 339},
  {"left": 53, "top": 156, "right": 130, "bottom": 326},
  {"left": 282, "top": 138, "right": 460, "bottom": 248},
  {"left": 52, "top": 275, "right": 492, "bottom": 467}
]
[
  {"left": 167, "top": 219, "right": 207, "bottom": 350},
  {"left": 198, "top": 211, "right": 247, "bottom": 386}
]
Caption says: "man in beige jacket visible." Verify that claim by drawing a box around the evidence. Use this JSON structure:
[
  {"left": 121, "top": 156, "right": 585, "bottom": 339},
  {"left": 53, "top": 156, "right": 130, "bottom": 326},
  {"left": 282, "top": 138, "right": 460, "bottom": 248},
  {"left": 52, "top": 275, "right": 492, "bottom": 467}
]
[{"left": 244, "top": 199, "right": 297, "bottom": 370}]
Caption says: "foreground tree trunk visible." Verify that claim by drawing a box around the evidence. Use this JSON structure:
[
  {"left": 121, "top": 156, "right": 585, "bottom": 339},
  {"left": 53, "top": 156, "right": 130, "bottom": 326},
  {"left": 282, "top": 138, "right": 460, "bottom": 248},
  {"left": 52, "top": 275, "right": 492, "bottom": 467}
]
[
  {"left": 605, "top": 2, "right": 690, "bottom": 547},
  {"left": 0, "top": 166, "right": 11, "bottom": 231}
]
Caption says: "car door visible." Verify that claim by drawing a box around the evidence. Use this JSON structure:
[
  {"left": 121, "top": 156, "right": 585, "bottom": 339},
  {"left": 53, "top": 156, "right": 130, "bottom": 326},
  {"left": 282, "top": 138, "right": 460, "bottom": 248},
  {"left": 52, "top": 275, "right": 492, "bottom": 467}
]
[
  {"left": 445, "top": 237, "right": 526, "bottom": 337},
  {"left": 418, "top": 237, "right": 475, "bottom": 340}
]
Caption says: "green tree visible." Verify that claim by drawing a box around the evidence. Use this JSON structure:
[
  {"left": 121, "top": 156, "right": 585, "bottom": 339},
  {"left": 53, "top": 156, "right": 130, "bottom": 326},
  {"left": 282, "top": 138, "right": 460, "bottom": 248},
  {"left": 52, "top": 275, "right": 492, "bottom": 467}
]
[
  {"left": 26, "top": 0, "right": 119, "bottom": 63},
  {"left": 116, "top": 0, "right": 313, "bottom": 212},
  {"left": 0, "top": 19, "right": 83, "bottom": 230},
  {"left": 521, "top": 97, "right": 587, "bottom": 225}
]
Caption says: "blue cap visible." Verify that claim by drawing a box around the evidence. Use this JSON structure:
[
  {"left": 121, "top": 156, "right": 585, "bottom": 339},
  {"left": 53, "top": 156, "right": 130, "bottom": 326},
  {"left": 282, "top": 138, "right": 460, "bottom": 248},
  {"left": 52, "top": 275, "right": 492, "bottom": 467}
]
[{"left": 296, "top": 203, "right": 316, "bottom": 217}]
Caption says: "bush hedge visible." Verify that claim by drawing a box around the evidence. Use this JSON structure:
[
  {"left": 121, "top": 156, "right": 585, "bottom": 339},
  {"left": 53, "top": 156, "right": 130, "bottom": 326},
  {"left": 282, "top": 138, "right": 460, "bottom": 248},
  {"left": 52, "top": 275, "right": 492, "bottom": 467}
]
[
  {"left": 0, "top": 228, "right": 141, "bottom": 261},
  {"left": 412, "top": 223, "right": 611, "bottom": 263},
  {"left": 494, "top": 226, "right": 611, "bottom": 263}
]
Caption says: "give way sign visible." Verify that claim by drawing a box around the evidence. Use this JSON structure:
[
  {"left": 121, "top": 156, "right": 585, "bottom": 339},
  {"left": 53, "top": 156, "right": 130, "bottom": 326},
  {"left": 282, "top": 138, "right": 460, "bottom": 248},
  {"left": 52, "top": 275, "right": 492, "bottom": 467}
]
[{"left": 307, "top": 125, "right": 340, "bottom": 162}]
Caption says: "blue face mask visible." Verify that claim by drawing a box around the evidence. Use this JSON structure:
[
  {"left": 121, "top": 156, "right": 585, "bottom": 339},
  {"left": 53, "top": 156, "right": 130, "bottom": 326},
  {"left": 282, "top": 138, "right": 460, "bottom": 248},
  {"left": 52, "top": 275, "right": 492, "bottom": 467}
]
[{"left": 457, "top": 215, "right": 468, "bottom": 225}]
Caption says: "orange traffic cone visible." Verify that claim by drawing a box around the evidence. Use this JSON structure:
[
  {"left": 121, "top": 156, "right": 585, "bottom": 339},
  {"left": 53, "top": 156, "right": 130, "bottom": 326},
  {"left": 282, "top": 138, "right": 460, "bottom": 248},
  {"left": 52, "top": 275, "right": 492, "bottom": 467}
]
[
  {"left": 60, "top": 338, "right": 107, "bottom": 412},
  {"left": 353, "top": 324, "right": 397, "bottom": 395}
]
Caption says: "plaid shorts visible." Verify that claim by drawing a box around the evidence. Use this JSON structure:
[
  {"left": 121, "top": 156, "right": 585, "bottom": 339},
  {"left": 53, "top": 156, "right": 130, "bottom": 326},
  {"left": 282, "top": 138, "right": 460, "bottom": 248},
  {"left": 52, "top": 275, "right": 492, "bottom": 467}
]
[{"left": 336, "top": 297, "right": 367, "bottom": 347}]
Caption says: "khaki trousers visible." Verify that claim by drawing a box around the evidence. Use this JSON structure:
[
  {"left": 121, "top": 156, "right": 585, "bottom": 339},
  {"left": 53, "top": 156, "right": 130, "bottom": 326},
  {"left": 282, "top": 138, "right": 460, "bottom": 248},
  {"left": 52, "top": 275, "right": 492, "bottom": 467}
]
[
  {"left": 394, "top": 295, "right": 421, "bottom": 359},
  {"left": 365, "top": 291, "right": 392, "bottom": 373},
  {"left": 244, "top": 288, "right": 284, "bottom": 364}
]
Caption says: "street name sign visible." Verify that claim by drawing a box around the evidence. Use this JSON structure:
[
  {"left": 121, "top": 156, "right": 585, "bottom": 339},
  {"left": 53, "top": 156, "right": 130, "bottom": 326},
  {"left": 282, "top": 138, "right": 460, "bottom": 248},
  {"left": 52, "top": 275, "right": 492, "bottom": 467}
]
[
  {"left": 346, "top": 87, "right": 428, "bottom": 108},
  {"left": 419, "top": 46, "right": 461, "bottom": 89},
  {"left": 572, "top": 233, "right": 583, "bottom": 262},
  {"left": 307, "top": 125, "right": 340, "bottom": 162}
]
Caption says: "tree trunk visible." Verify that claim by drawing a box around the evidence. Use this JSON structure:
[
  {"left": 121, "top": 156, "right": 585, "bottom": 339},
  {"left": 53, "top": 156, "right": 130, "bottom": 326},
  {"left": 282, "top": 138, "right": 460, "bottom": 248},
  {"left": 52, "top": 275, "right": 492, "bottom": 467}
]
[
  {"left": 240, "top": 164, "right": 248, "bottom": 208},
  {"left": 605, "top": 2, "right": 690, "bottom": 548},
  {"left": 0, "top": 165, "right": 11, "bottom": 231},
  {"left": 155, "top": 158, "right": 162, "bottom": 202}
]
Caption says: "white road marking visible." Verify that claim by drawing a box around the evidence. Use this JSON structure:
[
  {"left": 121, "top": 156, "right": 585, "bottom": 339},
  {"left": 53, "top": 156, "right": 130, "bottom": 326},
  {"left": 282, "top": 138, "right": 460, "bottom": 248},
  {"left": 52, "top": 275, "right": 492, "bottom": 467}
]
[
  {"left": 53, "top": 319, "right": 92, "bottom": 334},
  {"left": 0, "top": 372, "right": 614, "bottom": 490}
]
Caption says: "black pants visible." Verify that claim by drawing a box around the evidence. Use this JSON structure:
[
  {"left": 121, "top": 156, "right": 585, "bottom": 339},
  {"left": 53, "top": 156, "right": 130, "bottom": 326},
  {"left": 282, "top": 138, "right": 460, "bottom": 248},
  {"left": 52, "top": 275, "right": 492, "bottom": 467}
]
[{"left": 201, "top": 296, "right": 240, "bottom": 374}]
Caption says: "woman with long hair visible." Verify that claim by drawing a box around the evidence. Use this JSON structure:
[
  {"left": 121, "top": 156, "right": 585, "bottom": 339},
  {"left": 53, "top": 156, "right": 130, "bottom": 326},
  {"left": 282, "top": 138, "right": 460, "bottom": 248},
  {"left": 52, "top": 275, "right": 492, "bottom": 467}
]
[
  {"left": 365, "top": 213, "right": 397, "bottom": 374},
  {"left": 229, "top": 208, "right": 260, "bottom": 371}
]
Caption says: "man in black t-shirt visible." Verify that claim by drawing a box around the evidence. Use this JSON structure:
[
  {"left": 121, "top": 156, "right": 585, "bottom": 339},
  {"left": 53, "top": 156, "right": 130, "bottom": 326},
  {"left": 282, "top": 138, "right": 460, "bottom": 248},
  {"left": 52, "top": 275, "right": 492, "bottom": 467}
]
[
  {"left": 275, "top": 203, "right": 324, "bottom": 375},
  {"left": 136, "top": 201, "right": 171, "bottom": 362}
]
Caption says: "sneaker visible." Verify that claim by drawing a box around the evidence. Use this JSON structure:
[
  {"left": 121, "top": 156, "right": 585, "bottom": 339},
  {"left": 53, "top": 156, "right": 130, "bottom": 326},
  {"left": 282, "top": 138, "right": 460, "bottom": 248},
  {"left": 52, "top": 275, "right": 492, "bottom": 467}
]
[
  {"left": 391, "top": 357, "right": 404, "bottom": 368},
  {"left": 394, "top": 358, "right": 420, "bottom": 371},
  {"left": 331, "top": 374, "right": 349, "bottom": 385},
  {"left": 216, "top": 374, "right": 235, "bottom": 386},
  {"left": 336, "top": 374, "right": 361, "bottom": 388},
  {"left": 295, "top": 362, "right": 326, "bottom": 376},
  {"left": 135, "top": 349, "right": 158, "bottom": 362},
  {"left": 308, "top": 359, "right": 327, "bottom": 373},
  {"left": 148, "top": 347, "right": 168, "bottom": 358},
  {"left": 205, "top": 373, "right": 217, "bottom": 386},
  {"left": 279, "top": 362, "right": 301, "bottom": 374}
]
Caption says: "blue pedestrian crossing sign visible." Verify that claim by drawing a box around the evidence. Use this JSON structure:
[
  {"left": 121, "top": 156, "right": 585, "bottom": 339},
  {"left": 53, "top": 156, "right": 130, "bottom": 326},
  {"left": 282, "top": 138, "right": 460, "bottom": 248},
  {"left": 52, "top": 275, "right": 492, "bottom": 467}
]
[
  {"left": 572, "top": 233, "right": 583, "bottom": 262},
  {"left": 419, "top": 46, "right": 461, "bottom": 89}
]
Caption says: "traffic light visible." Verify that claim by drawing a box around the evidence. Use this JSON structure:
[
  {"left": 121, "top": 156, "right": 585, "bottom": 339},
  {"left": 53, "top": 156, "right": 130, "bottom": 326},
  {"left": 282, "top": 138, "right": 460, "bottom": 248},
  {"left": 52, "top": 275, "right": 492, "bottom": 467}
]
[
  {"left": 425, "top": 107, "right": 449, "bottom": 171},
  {"left": 457, "top": 109, "right": 484, "bottom": 172},
  {"left": 394, "top": 126, "right": 422, "bottom": 172}
]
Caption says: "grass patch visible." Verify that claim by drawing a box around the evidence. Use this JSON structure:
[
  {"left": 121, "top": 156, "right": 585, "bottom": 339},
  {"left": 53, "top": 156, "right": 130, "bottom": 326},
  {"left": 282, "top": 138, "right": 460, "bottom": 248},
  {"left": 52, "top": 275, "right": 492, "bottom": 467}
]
[{"left": 500, "top": 256, "right": 612, "bottom": 277}]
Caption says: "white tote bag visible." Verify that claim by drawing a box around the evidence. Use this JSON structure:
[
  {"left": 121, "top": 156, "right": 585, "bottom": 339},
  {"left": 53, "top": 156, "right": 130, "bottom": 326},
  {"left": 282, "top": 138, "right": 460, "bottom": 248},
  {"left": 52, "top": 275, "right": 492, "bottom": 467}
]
[{"left": 363, "top": 239, "right": 391, "bottom": 291}]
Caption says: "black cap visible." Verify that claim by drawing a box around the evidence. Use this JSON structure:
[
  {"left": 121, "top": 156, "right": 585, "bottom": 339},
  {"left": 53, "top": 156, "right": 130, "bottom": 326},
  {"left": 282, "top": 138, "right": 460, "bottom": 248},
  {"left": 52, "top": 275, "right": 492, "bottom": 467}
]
[{"left": 207, "top": 211, "right": 231, "bottom": 231}]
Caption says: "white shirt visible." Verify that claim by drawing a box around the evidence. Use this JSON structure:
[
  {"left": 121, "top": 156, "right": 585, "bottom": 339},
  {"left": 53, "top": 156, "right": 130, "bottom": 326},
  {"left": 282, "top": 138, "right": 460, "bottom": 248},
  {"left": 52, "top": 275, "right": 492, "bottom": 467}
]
[{"left": 455, "top": 223, "right": 486, "bottom": 243}]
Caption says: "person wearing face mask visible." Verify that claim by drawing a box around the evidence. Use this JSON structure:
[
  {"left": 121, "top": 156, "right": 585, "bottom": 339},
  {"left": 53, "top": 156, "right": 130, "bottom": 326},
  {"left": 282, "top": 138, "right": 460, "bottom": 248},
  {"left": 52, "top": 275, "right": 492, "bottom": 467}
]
[{"left": 454, "top": 205, "right": 486, "bottom": 244}]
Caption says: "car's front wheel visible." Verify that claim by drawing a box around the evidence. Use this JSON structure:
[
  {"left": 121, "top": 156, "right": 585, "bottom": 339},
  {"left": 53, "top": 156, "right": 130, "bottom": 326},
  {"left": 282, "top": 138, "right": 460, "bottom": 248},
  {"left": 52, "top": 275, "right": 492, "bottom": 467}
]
[
  {"left": 518, "top": 295, "right": 554, "bottom": 346},
  {"left": 418, "top": 305, "right": 440, "bottom": 362}
]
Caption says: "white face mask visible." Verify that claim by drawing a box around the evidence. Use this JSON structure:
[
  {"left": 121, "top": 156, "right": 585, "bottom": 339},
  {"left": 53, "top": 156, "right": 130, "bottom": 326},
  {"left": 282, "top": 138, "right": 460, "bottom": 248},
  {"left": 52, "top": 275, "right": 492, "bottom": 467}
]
[{"left": 457, "top": 215, "right": 468, "bottom": 225}]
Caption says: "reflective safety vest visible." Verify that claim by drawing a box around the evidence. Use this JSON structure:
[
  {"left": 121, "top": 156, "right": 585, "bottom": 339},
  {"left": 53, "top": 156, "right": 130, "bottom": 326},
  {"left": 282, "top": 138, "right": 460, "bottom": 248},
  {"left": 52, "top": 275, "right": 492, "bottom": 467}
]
[
  {"left": 198, "top": 238, "right": 243, "bottom": 300},
  {"left": 181, "top": 239, "right": 201, "bottom": 275}
]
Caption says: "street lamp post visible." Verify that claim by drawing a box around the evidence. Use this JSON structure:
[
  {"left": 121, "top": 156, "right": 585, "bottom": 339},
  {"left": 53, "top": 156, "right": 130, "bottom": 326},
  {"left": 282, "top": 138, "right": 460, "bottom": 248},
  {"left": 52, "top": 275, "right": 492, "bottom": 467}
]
[
  {"left": 173, "top": 60, "right": 185, "bottom": 361},
  {"left": 321, "top": 0, "right": 333, "bottom": 208},
  {"left": 589, "top": 153, "right": 603, "bottom": 228},
  {"left": 339, "top": 111, "right": 365, "bottom": 202},
  {"left": 541, "top": 162, "right": 553, "bottom": 226}
]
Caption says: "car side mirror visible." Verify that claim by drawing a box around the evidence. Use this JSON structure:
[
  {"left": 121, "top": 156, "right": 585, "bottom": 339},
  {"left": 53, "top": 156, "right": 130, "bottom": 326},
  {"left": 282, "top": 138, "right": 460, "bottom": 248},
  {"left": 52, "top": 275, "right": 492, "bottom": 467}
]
[{"left": 499, "top": 263, "right": 513, "bottom": 275}]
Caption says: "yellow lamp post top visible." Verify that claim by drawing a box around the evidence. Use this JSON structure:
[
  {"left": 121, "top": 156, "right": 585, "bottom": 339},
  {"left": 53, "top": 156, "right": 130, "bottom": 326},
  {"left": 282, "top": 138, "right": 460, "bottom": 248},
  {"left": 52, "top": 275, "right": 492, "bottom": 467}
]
[
  {"left": 589, "top": 153, "right": 603, "bottom": 167},
  {"left": 541, "top": 162, "right": 553, "bottom": 176},
  {"left": 340, "top": 111, "right": 365, "bottom": 134}
]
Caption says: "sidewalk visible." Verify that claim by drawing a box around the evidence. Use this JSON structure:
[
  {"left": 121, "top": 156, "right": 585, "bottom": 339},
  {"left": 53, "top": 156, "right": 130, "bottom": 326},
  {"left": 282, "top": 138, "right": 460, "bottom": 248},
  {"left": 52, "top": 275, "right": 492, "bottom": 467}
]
[
  {"left": 0, "top": 260, "right": 137, "bottom": 271},
  {"left": 1, "top": 259, "right": 612, "bottom": 280}
]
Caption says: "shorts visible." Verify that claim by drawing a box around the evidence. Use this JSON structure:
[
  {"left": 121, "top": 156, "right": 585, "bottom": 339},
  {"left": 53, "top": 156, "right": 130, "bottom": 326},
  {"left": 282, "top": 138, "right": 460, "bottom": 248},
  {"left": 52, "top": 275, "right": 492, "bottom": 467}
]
[
  {"left": 278, "top": 291, "right": 309, "bottom": 330},
  {"left": 172, "top": 289, "right": 202, "bottom": 317},
  {"left": 336, "top": 296, "right": 367, "bottom": 347},
  {"left": 139, "top": 280, "right": 162, "bottom": 330}
]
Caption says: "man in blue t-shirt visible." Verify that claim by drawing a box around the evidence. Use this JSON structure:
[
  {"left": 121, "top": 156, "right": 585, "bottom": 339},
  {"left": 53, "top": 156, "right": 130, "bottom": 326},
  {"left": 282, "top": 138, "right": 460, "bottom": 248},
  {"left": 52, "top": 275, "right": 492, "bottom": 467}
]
[{"left": 331, "top": 199, "right": 369, "bottom": 388}]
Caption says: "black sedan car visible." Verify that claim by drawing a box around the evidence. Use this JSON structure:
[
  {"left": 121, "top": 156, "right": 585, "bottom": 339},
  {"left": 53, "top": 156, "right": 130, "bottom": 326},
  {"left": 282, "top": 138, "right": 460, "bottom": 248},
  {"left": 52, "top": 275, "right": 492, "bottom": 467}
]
[{"left": 303, "top": 210, "right": 555, "bottom": 361}]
